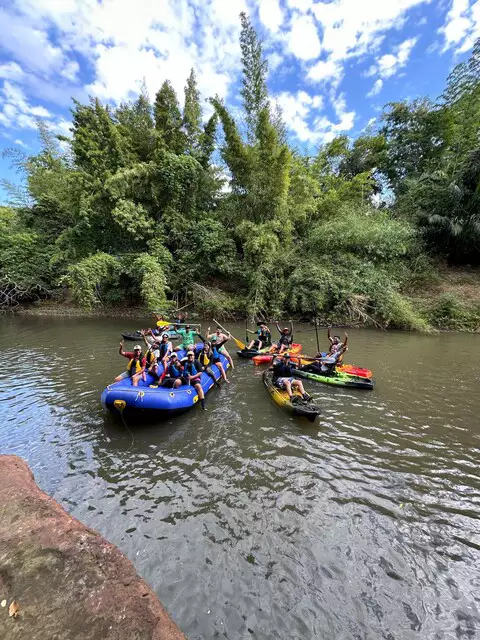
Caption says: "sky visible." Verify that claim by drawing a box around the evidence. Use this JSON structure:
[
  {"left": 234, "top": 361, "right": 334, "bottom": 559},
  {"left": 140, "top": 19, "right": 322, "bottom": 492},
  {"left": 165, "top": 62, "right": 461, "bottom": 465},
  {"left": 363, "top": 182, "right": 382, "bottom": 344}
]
[{"left": 0, "top": 0, "right": 479, "bottom": 197}]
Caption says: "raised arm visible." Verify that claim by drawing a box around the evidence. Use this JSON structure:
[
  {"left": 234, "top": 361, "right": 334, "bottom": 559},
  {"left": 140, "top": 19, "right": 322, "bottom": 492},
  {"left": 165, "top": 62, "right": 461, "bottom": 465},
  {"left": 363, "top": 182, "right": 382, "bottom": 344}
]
[
  {"left": 327, "top": 327, "right": 334, "bottom": 344},
  {"left": 246, "top": 329, "right": 256, "bottom": 335},
  {"left": 343, "top": 332, "right": 348, "bottom": 348},
  {"left": 119, "top": 341, "right": 127, "bottom": 357},
  {"left": 290, "top": 321, "right": 294, "bottom": 336},
  {"left": 275, "top": 322, "right": 282, "bottom": 335}
]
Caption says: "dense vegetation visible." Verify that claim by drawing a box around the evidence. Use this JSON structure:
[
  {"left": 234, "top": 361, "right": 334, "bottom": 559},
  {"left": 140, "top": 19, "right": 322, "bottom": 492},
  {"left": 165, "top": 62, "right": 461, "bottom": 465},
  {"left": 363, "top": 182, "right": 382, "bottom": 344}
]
[{"left": 1, "top": 15, "right": 480, "bottom": 330}]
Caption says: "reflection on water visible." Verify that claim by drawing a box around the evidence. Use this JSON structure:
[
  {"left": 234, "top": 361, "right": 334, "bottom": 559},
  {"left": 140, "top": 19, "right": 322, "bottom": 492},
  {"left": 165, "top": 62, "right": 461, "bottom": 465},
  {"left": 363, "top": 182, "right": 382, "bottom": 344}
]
[{"left": 1, "top": 314, "right": 480, "bottom": 638}]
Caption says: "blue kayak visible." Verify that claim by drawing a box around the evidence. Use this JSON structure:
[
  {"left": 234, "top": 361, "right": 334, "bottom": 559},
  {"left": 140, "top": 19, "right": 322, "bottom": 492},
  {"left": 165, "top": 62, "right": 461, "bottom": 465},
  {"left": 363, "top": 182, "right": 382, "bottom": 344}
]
[{"left": 101, "top": 346, "right": 228, "bottom": 418}]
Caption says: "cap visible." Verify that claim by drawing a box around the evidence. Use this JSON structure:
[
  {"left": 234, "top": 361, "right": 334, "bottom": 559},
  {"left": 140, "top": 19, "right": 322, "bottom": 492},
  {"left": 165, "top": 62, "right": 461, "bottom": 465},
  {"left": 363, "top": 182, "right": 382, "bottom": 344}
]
[
  {"left": 211, "top": 335, "right": 217, "bottom": 342},
  {"left": 187, "top": 351, "right": 195, "bottom": 356},
  {"left": 170, "top": 352, "right": 178, "bottom": 358},
  {"left": 162, "top": 333, "right": 169, "bottom": 338},
  {"left": 283, "top": 327, "right": 289, "bottom": 332},
  {"left": 133, "top": 345, "right": 142, "bottom": 350},
  {"left": 186, "top": 325, "right": 191, "bottom": 329},
  {"left": 283, "top": 353, "right": 291, "bottom": 358}
]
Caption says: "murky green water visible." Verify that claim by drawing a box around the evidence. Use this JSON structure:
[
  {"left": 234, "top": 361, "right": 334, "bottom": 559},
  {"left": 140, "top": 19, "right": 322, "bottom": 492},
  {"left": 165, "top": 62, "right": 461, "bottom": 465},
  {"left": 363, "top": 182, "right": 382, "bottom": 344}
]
[{"left": 1, "top": 315, "right": 479, "bottom": 639}]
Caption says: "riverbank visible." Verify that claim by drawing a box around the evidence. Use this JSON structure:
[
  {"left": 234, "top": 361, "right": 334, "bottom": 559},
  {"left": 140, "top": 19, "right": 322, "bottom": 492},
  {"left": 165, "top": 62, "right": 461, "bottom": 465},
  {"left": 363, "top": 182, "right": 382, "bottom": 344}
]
[
  {"left": 12, "top": 286, "right": 480, "bottom": 332},
  {"left": 0, "top": 456, "right": 185, "bottom": 640}
]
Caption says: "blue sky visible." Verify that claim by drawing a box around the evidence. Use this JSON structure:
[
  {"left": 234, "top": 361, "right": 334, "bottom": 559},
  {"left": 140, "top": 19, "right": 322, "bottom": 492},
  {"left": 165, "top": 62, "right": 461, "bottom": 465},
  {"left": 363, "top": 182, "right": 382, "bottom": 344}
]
[{"left": 0, "top": 0, "right": 479, "bottom": 200}]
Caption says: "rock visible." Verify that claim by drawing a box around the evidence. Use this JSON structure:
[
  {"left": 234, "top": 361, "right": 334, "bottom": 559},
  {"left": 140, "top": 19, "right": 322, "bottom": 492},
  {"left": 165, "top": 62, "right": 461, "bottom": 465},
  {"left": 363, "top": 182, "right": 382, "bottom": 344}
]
[{"left": 0, "top": 455, "right": 186, "bottom": 640}]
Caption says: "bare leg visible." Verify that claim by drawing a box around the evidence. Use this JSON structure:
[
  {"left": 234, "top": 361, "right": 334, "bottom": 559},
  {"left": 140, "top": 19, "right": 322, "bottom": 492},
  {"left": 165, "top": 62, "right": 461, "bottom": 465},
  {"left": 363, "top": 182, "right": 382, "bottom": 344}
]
[
  {"left": 217, "top": 362, "right": 230, "bottom": 384},
  {"left": 292, "top": 379, "right": 305, "bottom": 395},
  {"left": 284, "top": 380, "right": 293, "bottom": 398},
  {"left": 221, "top": 347, "right": 234, "bottom": 369}
]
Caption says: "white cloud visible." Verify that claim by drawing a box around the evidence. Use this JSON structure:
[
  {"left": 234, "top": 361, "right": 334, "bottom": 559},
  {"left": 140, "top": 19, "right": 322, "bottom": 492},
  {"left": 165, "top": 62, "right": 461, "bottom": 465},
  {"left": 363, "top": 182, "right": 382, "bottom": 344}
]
[
  {"left": 286, "top": 0, "right": 313, "bottom": 10},
  {"left": 287, "top": 14, "right": 321, "bottom": 60},
  {"left": 368, "top": 37, "right": 418, "bottom": 80},
  {"left": 14, "top": 138, "right": 29, "bottom": 148},
  {"left": 0, "top": 62, "right": 26, "bottom": 81},
  {"left": 61, "top": 60, "right": 80, "bottom": 82},
  {"left": 268, "top": 51, "right": 283, "bottom": 73},
  {"left": 308, "top": 59, "right": 343, "bottom": 86},
  {"left": 367, "top": 78, "right": 383, "bottom": 97},
  {"left": 440, "top": 0, "right": 480, "bottom": 53},
  {"left": 259, "top": 0, "right": 284, "bottom": 32},
  {"left": 0, "top": 80, "right": 53, "bottom": 130}
]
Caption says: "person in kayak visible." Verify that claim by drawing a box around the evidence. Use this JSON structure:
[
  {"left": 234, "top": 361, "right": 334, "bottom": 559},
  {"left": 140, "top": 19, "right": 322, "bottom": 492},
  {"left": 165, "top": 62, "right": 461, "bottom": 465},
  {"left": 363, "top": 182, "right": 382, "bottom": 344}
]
[
  {"left": 199, "top": 341, "right": 230, "bottom": 384},
  {"left": 206, "top": 327, "right": 235, "bottom": 369},
  {"left": 274, "top": 321, "right": 294, "bottom": 354},
  {"left": 182, "top": 351, "right": 206, "bottom": 410},
  {"left": 270, "top": 353, "right": 312, "bottom": 402},
  {"left": 301, "top": 344, "right": 348, "bottom": 376},
  {"left": 115, "top": 342, "right": 146, "bottom": 387},
  {"left": 328, "top": 328, "right": 348, "bottom": 359},
  {"left": 175, "top": 324, "right": 199, "bottom": 351},
  {"left": 246, "top": 323, "right": 272, "bottom": 351},
  {"left": 161, "top": 353, "right": 184, "bottom": 389}
]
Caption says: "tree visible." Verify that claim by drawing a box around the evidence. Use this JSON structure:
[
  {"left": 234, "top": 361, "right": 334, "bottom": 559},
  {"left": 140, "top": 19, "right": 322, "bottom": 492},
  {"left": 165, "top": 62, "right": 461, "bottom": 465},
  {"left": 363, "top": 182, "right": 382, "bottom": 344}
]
[
  {"left": 239, "top": 11, "right": 269, "bottom": 141},
  {"left": 183, "top": 68, "right": 202, "bottom": 154},
  {"left": 153, "top": 80, "right": 184, "bottom": 154}
]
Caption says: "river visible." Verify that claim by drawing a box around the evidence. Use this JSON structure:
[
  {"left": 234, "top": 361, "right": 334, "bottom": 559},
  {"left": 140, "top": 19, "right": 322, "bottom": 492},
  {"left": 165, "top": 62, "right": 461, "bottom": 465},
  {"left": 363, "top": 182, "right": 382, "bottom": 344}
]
[{"left": 0, "top": 314, "right": 479, "bottom": 639}]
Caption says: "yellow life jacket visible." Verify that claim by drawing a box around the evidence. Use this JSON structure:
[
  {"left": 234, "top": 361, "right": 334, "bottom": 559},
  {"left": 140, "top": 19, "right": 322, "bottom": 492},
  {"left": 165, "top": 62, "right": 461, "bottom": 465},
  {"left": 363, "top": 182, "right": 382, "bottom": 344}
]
[
  {"left": 127, "top": 357, "right": 143, "bottom": 376},
  {"left": 145, "top": 350, "right": 156, "bottom": 366},
  {"left": 198, "top": 351, "right": 210, "bottom": 367},
  {"left": 156, "top": 320, "right": 170, "bottom": 328}
]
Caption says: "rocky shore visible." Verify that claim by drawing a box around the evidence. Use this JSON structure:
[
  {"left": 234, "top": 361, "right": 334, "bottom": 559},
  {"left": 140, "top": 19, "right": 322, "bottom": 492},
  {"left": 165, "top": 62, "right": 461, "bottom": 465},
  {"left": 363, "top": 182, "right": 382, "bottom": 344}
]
[{"left": 0, "top": 455, "right": 185, "bottom": 640}]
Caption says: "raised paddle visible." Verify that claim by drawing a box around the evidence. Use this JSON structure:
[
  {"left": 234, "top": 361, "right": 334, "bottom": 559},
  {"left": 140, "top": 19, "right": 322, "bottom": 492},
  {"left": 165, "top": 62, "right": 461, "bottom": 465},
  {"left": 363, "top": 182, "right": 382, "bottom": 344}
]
[{"left": 213, "top": 319, "right": 246, "bottom": 350}]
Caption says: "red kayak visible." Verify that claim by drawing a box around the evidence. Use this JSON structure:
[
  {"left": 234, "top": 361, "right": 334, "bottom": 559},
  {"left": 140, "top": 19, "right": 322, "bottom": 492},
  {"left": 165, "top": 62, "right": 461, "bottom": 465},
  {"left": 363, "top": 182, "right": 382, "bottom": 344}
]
[
  {"left": 252, "top": 343, "right": 302, "bottom": 365},
  {"left": 292, "top": 356, "right": 372, "bottom": 379}
]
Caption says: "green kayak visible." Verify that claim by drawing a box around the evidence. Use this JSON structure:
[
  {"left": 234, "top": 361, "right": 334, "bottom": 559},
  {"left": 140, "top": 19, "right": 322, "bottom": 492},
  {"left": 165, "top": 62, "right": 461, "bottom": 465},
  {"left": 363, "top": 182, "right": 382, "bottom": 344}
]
[{"left": 294, "top": 368, "right": 375, "bottom": 390}]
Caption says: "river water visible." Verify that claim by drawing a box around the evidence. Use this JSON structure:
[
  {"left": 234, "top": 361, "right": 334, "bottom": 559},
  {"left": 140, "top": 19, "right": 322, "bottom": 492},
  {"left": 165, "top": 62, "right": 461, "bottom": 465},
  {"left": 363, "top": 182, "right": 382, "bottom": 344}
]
[{"left": 0, "top": 315, "right": 479, "bottom": 639}]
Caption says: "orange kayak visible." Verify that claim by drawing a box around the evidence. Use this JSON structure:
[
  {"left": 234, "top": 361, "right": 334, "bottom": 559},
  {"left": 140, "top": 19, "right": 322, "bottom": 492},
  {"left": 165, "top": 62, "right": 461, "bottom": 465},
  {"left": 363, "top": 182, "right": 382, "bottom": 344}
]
[
  {"left": 253, "top": 343, "right": 302, "bottom": 365},
  {"left": 291, "top": 356, "right": 372, "bottom": 379}
]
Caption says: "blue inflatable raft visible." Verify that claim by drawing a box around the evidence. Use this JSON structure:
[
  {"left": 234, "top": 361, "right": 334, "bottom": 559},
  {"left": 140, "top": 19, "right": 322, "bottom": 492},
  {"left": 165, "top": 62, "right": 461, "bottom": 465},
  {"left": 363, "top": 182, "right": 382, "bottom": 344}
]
[{"left": 101, "top": 346, "right": 229, "bottom": 418}]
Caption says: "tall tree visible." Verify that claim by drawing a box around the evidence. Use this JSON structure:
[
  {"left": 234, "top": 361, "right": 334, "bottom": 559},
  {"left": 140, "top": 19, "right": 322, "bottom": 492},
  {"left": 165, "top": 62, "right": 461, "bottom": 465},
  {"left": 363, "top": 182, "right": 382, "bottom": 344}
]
[
  {"left": 116, "top": 81, "right": 155, "bottom": 162},
  {"left": 183, "top": 68, "right": 202, "bottom": 154},
  {"left": 154, "top": 80, "right": 184, "bottom": 154},
  {"left": 239, "top": 11, "right": 269, "bottom": 141}
]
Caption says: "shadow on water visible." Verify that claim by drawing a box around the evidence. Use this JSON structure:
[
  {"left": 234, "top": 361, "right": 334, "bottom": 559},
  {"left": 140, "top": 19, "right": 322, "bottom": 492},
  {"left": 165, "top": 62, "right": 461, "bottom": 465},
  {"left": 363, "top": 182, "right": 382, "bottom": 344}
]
[{"left": 1, "top": 314, "right": 480, "bottom": 638}]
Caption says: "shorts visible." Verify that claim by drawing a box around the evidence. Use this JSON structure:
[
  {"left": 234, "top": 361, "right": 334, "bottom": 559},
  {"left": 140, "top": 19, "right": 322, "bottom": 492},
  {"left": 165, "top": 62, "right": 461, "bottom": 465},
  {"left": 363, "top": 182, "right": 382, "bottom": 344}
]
[
  {"left": 212, "top": 356, "right": 222, "bottom": 365},
  {"left": 117, "top": 371, "right": 130, "bottom": 380},
  {"left": 275, "top": 376, "right": 294, "bottom": 389},
  {"left": 161, "top": 377, "right": 179, "bottom": 388}
]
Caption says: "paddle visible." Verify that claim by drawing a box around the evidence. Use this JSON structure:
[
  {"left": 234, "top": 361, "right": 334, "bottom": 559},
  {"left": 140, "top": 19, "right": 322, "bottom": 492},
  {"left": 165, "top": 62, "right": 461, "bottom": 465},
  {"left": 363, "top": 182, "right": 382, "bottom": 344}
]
[{"left": 213, "top": 319, "right": 246, "bottom": 350}]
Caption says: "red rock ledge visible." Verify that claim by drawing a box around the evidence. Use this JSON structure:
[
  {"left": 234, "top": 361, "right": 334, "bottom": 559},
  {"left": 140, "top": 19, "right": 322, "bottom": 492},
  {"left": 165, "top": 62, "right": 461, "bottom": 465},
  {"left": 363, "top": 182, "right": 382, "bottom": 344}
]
[{"left": 0, "top": 455, "right": 186, "bottom": 640}]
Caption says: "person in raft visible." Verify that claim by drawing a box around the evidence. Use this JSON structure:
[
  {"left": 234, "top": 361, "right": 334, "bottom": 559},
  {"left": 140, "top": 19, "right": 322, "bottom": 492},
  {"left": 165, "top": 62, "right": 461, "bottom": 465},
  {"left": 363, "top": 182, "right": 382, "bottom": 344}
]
[
  {"left": 174, "top": 324, "right": 200, "bottom": 352},
  {"left": 161, "top": 353, "right": 183, "bottom": 389},
  {"left": 246, "top": 323, "right": 272, "bottom": 351},
  {"left": 116, "top": 342, "right": 146, "bottom": 387},
  {"left": 182, "top": 351, "right": 206, "bottom": 410},
  {"left": 270, "top": 353, "right": 312, "bottom": 402},
  {"left": 327, "top": 328, "right": 348, "bottom": 362},
  {"left": 198, "top": 341, "right": 230, "bottom": 384},
  {"left": 206, "top": 327, "right": 235, "bottom": 369},
  {"left": 274, "top": 321, "right": 294, "bottom": 354}
]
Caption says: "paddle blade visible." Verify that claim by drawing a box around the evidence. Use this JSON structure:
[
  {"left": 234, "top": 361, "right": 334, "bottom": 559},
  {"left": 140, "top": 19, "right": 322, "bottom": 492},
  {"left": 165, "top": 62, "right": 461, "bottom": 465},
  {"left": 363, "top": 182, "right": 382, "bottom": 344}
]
[{"left": 232, "top": 336, "right": 246, "bottom": 350}]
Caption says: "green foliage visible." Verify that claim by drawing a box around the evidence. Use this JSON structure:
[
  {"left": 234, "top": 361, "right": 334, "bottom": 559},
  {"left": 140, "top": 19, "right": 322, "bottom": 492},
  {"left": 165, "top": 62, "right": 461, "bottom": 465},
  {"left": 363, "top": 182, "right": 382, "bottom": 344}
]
[
  {"left": 426, "top": 293, "right": 480, "bottom": 331},
  {"left": 154, "top": 80, "right": 184, "bottom": 154},
  {"left": 3, "top": 15, "right": 478, "bottom": 329},
  {"left": 239, "top": 11, "right": 269, "bottom": 140},
  {"left": 183, "top": 69, "right": 202, "bottom": 155}
]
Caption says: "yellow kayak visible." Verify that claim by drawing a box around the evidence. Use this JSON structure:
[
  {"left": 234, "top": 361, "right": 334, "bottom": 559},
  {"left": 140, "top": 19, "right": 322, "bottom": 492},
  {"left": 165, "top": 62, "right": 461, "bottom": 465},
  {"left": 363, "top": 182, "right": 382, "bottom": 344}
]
[{"left": 262, "top": 370, "right": 321, "bottom": 423}]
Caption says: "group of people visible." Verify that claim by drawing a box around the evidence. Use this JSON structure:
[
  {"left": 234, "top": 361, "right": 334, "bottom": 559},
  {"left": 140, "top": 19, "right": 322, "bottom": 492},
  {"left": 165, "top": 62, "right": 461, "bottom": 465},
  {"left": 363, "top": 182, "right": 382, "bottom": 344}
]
[
  {"left": 247, "top": 321, "right": 295, "bottom": 354},
  {"left": 114, "top": 313, "right": 350, "bottom": 407},
  {"left": 114, "top": 315, "right": 235, "bottom": 411},
  {"left": 269, "top": 327, "right": 349, "bottom": 401}
]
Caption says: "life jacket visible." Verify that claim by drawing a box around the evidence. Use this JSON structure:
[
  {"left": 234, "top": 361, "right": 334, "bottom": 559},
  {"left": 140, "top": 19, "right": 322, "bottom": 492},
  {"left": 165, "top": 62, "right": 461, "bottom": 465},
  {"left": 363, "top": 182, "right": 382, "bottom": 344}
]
[
  {"left": 183, "top": 361, "right": 199, "bottom": 377},
  {"left": 158, "top": 342, "right": 171, "bottom": 359},
  {"left": 145, "top": 350, "right": 156, "bottom": 366},
  {"left": 279, "top": 333, "right": 293, "bottom": 346},
  {"left": 272, "top": 360, "right": 294, "bottom": 379},
  {"left": 156, "top": 319, "right": 170, "bottom": 328},
  {"left": 258, "top": 329, "right": 271, "bottom": 344},
  {"left": 167, "top": 362, "right": 182, "bottom": 378},
  {"left": 198, "top": 351, "right": 211, "bottom": 367},
  {"left": 127, "top": 357, "right": 144, "bottom": 376}
]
